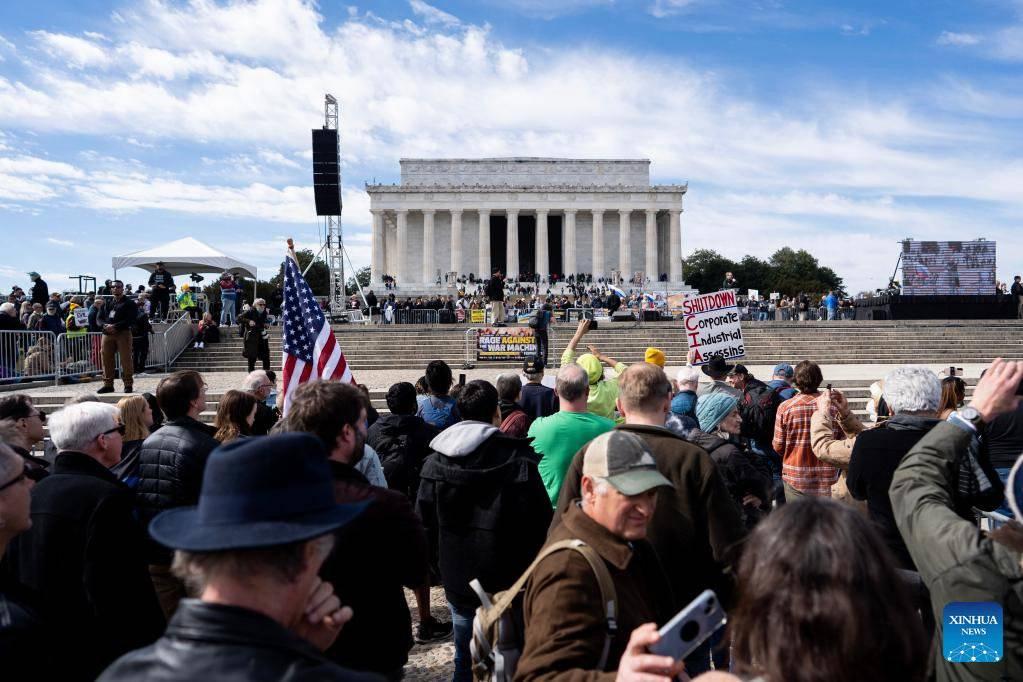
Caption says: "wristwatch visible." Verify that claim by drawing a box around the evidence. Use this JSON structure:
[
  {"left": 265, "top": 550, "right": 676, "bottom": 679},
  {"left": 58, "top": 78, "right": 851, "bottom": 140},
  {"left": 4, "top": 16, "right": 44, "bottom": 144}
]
[{"left": 955, "top": 405, "right": 986, "bottom": 430}]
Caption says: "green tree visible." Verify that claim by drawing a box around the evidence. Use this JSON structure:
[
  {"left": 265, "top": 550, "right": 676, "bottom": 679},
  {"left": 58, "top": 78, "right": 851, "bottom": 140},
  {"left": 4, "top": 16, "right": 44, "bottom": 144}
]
[
  {"left": 268, "top": 250, "right": 330, "bottom": 296},
  {"left": 345, "top": 266, "right": 371, "bottom": 296},
  {"left": 767, "top": 247, "right": 844, "bottom": 296},
  {"left": 681, "top": 249, "right": 736, "bottom": 293}
]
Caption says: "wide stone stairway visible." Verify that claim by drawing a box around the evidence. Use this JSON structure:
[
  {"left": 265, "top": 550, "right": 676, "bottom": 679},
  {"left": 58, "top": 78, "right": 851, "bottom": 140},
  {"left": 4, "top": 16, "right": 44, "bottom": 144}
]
[
  {"left": 170, "top": 319, "right": 1023, "bottom": 372},
  {"left": 23, "top": 319, "right": 1016, "bottom": 426}
]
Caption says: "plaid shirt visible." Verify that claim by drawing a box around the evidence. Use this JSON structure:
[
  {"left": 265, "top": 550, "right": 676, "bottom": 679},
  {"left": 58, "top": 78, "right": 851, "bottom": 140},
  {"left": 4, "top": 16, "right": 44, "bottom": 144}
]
[{"left": 772, "top": 392, "right": 841, "bottom": 496}]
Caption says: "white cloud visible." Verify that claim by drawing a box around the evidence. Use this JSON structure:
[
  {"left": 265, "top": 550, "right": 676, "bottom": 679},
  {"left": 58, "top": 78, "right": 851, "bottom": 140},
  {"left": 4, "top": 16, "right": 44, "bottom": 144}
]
[
  {"left": 257, "top": 150, "right": 302, "bottom": 169},
  {"left": 497, "top": 0, "right": 614, "bottom": 19},
  {"left": 649, "top": 0, "right": 702, "bottom": 19},
  {"left": 410, "top": 1, "right": 461, "bottom": 27},
  {"left": 29, "top": 31, "right": 110, "bottom": 68},
  {"left": 937, "top": 31, "right": 980, "bottom": 47},
  {"left": 0, "top": 0, "right": 1021, "bottom": 290},
  {"left": 46, "top": 237, "right": 74, "bottom": 247}
]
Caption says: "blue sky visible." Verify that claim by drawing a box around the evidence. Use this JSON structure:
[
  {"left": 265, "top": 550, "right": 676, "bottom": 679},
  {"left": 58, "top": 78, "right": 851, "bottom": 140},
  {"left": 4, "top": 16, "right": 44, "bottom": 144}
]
[{"left": 1, "top": 0, "right": 1022, "bottom": 294}]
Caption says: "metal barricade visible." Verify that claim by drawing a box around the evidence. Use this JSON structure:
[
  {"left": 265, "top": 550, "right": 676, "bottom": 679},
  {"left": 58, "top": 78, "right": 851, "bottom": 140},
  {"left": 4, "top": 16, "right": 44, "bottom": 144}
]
[
  {"left": 161, "top": 315, "right": 196, "bottom": 367},
  {"left": 394, "top": 309, "right": 440, "bottom": 325},
  {"left": 55, "top": 332, "right": 105, "bottom": 383},
  {"left": 463, "top": 328, "right": 479, "bottom": 368},
  {"left": 0, "top": 330, "right": 58, "bottom": 385}
]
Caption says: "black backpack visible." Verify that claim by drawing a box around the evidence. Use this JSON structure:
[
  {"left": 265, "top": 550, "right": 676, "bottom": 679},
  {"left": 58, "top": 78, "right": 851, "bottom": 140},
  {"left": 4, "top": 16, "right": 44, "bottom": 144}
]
[{"left": 738, "top": 382, "right": 785, "bottom": 443}]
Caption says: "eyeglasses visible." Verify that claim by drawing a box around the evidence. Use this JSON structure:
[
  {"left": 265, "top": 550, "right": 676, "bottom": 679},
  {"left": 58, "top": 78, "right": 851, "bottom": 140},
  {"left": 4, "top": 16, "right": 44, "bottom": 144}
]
[
  {"left": 99, "top": 424, "right": 126, "bottom": 437},
  {"left": 23, "top": 410, "right": 46, "bottom": 424},
  {"left": 0, "top": 470, "right": 27, "bottom": 490}
]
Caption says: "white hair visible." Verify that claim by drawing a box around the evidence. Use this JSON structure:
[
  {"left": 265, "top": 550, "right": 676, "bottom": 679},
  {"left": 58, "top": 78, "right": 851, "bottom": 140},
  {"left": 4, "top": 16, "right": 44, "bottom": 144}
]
[
  {"left": 253, "top": 298, "right": 266, "bottom": 306},
  {"left": 243, "top": 370, "right": 270, "bottom": 391},
  {"left": 49, "top": 402, "right": 118, "bottom": 452},
  {"left": 0, "top": 302, "right": 15, "bottom": 316},
  {"left": 676, "top": 366, "right": 702, "bottom": 387},
  {"left": 882, "top": 366, "right": 941, "bottom": 415}
]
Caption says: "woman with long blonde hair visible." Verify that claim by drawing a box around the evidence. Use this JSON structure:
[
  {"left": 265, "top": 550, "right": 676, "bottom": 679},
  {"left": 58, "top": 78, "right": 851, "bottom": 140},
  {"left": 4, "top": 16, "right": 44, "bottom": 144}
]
[
  {"left": 113, "top": 395, "right": 154, "bottom": 487},
  {"left": 213, "top": 389, "right": 257, "bottom": 444}
]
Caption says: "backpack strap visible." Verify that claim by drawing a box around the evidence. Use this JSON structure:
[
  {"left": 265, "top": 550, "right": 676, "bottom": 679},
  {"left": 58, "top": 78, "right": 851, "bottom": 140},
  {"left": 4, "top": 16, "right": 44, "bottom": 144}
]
[{"left": 470, "top": 539, "right": 619, "bottom": 668}]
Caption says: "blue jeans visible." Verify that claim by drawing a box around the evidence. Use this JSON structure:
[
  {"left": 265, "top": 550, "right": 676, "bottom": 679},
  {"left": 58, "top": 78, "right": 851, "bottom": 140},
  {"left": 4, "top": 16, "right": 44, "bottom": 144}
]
[
  {"left": 827, "top": 308, "right": 838, "bottom": 320},
  {"left": 449, "top": 601, "right": 475, "bottom": 682},
  {"left": 220, "top": 297, "right": 236, "bottom": 325},
  {"left": 996, "top": 467, "right": 1015, "bottom": 519}
]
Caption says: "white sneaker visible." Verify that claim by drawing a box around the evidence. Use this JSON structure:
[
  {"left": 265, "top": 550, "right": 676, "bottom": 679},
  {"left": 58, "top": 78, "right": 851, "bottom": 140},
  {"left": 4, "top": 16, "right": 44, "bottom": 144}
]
[
  {"left": 199, "top": 342, "right": 204, "bottom": 349},
  {"left": 193, "top": 342, "right": 199, "bottom": 348}
]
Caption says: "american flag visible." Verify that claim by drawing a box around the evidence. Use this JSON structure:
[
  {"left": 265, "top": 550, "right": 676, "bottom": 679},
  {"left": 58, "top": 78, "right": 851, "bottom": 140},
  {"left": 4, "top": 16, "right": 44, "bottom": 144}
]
[{"left": 280, "top": 253, "right": 354, "bottom": 415}]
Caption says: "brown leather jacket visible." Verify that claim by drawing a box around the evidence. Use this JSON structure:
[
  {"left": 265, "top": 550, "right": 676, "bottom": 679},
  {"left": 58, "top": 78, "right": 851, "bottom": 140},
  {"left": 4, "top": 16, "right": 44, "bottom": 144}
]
[{"left": 516, "top": 504, "right": 673, "bottom": 682}]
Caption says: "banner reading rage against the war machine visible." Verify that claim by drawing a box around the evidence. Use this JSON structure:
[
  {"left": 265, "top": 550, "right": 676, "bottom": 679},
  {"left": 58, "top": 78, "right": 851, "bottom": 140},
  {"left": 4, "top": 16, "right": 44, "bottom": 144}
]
[
  {"left": 682, "top": 289, "right": 745, "bottom": 365},
  {"left": 477, "top": 326, "right": 537, "bottom": 361}
]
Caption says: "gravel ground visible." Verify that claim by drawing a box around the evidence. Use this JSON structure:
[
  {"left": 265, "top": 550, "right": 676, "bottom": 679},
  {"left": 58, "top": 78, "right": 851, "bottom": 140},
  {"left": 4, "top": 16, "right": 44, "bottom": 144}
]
[{"left": 404, "top": 587, "right": 455, "bottom": 681}]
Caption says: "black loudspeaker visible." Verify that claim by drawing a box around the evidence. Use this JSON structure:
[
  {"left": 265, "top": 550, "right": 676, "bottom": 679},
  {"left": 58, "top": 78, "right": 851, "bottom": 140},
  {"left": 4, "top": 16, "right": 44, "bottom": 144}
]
[
  {"left": 641, "top": 310, "right": 660, "bottom": 321},
  {"left": 312, "top": 129, "right": 341, "bottom": 216},
  {"left": 611, "top": 310, "right": 636, "bottom": 322}
]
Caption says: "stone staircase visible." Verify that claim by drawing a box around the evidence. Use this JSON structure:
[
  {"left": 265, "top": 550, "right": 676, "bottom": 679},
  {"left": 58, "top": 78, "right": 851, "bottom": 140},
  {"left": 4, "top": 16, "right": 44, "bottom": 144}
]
[{"left": 169, "top": 320, "right": 1023, "bottom": 372}]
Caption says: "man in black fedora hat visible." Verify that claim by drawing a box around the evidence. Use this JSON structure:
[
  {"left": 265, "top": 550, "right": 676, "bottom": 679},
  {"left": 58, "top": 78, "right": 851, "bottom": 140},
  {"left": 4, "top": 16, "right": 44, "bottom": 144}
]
[
  {"left": 99, "top": 433, "right": 381, "bottom": 682},
  {"left": 697, "top": 355, "right": 741, "bottom": 399}
]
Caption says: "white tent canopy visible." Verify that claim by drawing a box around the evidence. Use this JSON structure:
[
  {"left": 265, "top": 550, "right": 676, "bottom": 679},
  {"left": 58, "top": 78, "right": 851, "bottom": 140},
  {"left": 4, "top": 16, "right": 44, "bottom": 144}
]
[{"left": 111, "top": 237, "right": 258, "bottom": 279}]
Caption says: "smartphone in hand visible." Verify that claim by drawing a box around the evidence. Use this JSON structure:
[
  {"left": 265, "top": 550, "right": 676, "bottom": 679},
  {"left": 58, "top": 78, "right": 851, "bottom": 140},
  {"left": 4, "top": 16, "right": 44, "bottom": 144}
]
[{"left": 649, "top": 590, "right": 726, "bottom": 662}]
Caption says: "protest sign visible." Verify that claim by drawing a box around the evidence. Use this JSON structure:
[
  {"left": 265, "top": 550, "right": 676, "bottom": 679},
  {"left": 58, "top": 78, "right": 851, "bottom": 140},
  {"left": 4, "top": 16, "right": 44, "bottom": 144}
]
[
  {"left": 477, "top": 326, "right": 537, "bottom": 361},
  {"left": 747, "top": 288, "right": 759, "bottom": 301},
  {"left": 73, "top": 308, "right": 89, "bottom": 328},
  {"left": 682, "top": 289, "right": 745, "bottom": 365},
  {"left": 470, "top": 309, "right": 486, "bottom": 324}
]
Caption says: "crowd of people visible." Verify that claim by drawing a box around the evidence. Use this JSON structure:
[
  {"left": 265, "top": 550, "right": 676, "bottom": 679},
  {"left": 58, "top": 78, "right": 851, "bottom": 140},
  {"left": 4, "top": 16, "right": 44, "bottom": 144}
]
[{"left": 0, "top": 317, "right": 1021, "bottom": 681}]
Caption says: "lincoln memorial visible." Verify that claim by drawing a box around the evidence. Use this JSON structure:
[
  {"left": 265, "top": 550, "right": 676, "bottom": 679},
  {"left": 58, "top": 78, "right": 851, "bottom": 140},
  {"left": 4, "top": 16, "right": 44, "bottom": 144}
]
[{"left": 365, "top": 158, "right": 686, "bottom": 287}]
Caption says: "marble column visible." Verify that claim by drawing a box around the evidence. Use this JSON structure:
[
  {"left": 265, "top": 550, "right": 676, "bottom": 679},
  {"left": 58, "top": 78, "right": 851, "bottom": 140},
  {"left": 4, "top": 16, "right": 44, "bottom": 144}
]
[
  {"left": 478, "top": 209, "right": 491, "bottom": 278},
  {"left": 592, "top": 209, "right": 605, "bottom": 278},
  {"left": 645, "top": 209, "right": 657, "bottom": 283},
  {"left": 506, "top": 209, "right": 519, "bottom": 279},
  {"left": 450, "top": 209, "right": 462, "bottom": 275},
  {"left": 536, "top": 209, "right": 549, "bottom": 278},
  {"left": 669, "top": 208, "right": 682, "bottom": 282},
  {"left": 618, "top": 209, "right": 632, "bottom": 279},
  {"left": 396, "top": 209, "right": 408, "bottom": 286},
  {"left": 422, "top": 209, "right": 435, "bottom": 284},
  {"left": 563, "top": 209, "right": 577, "bottom": 279},
  {"left": 370, "top": 209, "right": 384, "bottom": 285}
]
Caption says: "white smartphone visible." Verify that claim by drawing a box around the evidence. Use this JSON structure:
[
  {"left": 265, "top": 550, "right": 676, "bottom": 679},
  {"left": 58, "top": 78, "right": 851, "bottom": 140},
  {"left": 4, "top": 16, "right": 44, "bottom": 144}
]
[{"left": 649, "top": 589, "right": 726, "bottom": 661}]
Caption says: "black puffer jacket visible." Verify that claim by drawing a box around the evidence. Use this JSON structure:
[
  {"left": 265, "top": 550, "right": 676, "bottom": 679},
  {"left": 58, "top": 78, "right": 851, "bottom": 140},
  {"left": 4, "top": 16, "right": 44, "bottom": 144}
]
[
  {"left": 98, "top": 600, "right": 383, "bottom": 682},
  {"left": 687, "top": 429, "right": 772, "bottom": 530},
  {"left": 135, "top": 416, "right": 218, "bottom": 563},
  {"left": 367, "top": 413, "right": 439, "bottom": 501}
]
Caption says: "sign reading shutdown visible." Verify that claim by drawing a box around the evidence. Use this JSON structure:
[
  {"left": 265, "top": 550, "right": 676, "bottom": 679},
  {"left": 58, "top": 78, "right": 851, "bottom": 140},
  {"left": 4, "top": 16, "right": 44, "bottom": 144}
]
[
  {"left": 477, "top": 326, "right": 537, "bottom": 361},
  {"left": 682, "top": 290, "right": 745, "bottom": 366}
]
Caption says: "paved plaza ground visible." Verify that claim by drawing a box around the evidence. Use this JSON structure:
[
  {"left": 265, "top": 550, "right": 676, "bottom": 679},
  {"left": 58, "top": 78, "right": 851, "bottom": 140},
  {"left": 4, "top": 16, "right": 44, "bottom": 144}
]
[{"left": 10, "top": 363, "right": 991, "bottom": 400}]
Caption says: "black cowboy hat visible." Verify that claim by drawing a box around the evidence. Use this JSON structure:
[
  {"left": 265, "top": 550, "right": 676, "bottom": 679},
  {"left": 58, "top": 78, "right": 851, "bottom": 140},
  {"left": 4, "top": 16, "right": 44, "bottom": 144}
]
[
  {"left": 149, "top": 433, "right": 366, "bottom": 552},
  {"left": 701, "top": 355, "right": 735, "bottom": 377}
]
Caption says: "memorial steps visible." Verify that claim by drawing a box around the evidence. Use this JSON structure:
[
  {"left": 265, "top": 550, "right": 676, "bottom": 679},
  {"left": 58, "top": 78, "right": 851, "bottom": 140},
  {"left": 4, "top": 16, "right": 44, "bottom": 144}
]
[
  {"left": 168, "top": 320, "right": 1023, "bottom": 372},
  {"left": 26, "top": 379, "right": 979, "bottom": 427}
]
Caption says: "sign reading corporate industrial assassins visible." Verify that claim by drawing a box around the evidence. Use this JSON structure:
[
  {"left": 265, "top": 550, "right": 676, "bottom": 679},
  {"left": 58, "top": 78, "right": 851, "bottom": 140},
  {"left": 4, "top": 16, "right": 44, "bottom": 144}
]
[
  {"left": 477, "top": 327, "right": 537, "bottom": 361},
  {"left": 683, "top": 290, "right": 745, "bottom": 365}
]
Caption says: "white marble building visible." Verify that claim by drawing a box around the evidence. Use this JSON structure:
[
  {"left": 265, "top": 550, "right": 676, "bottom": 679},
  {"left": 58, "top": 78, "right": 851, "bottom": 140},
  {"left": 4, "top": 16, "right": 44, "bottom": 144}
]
[{"left": 365, "top": 158, "right": 686, "bottom": 287}]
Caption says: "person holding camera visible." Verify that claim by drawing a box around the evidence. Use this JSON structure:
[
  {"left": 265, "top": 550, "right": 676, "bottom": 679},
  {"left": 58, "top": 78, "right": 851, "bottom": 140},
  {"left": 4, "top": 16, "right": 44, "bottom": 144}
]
[{"left": 891, "top": 358, "right": 1023, "bottom": 681}]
